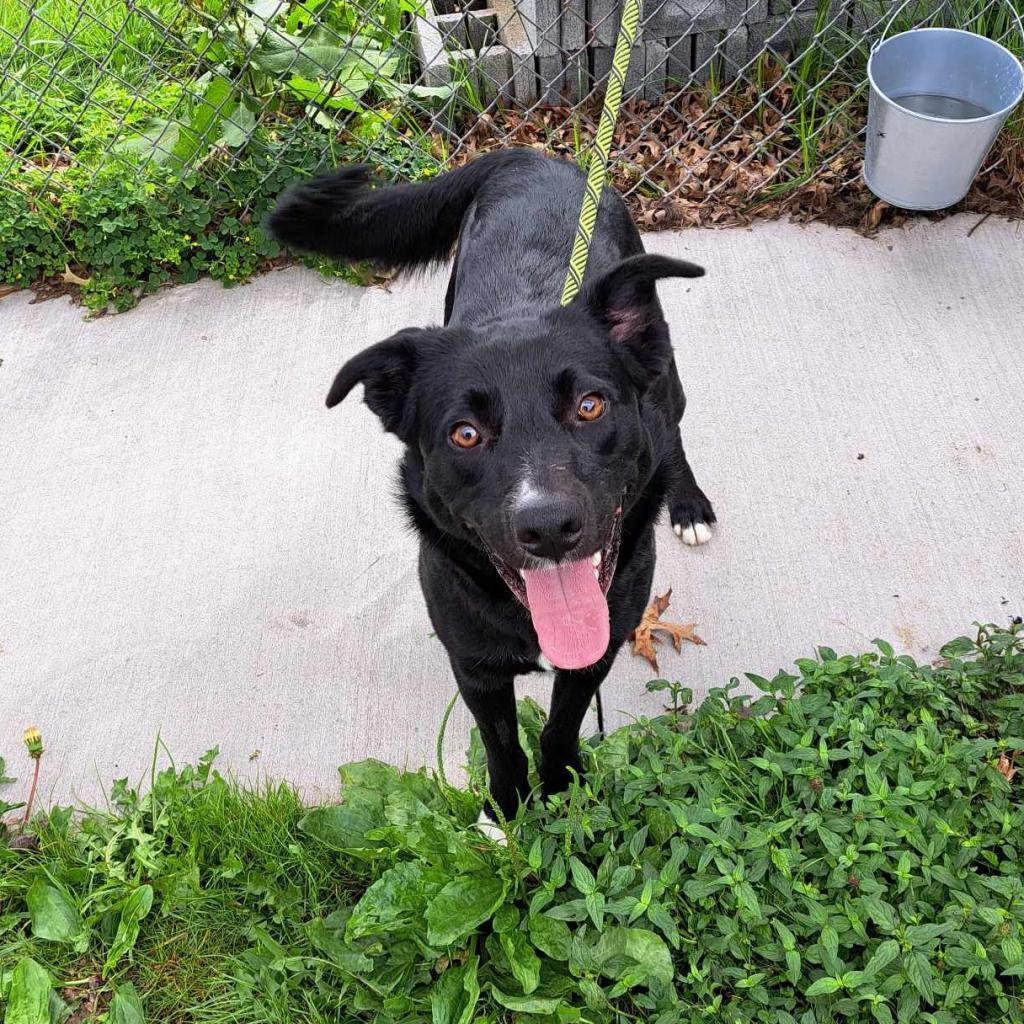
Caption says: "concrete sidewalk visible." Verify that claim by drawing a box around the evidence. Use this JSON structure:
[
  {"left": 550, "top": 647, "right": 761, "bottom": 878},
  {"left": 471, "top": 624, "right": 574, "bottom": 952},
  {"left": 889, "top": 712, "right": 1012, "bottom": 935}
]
[{"left": 2, "top": 215, "right": 1022, "bottom": 807}]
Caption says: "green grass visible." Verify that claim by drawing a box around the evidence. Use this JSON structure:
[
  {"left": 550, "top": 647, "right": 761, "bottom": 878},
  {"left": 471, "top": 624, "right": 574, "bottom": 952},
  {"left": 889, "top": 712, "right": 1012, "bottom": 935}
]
[
  {"left": 0, "top": 0, "right": 189, "bottom": 69},
  {"left": 1, "top": 748, "right": 363, "bottom": 1022},
  {"left": 2, "top": 621, "right": 1023, "bottom": 1023}
]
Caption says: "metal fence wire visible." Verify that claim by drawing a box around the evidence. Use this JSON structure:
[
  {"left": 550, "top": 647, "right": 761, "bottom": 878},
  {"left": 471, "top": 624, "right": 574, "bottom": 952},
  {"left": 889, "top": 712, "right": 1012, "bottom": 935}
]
[{"left": 1, "top": 0, "right": 1022, "bottom": 227}]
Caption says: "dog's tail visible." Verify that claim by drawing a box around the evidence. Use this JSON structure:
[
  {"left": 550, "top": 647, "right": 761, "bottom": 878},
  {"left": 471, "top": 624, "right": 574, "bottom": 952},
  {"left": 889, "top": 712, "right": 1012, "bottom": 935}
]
[{"left": 267, "top": 149, "right": 539, "bottom": 271}]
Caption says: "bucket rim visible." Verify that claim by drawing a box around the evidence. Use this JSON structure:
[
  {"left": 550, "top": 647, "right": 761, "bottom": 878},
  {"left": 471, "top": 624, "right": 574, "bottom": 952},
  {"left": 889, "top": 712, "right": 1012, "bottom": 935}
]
[{"left": 868, "top": 27, "right": 1024, "bottom": 125}]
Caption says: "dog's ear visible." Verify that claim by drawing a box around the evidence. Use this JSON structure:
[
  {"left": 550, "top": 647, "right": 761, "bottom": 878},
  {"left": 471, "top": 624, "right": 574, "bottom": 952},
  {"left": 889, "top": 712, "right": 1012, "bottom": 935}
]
[
  {"left": 326, "top": 327, "right": 438, "bottom": 439},
  {"left": 579, "top": 254, "right": 704, "bottom": 381}
]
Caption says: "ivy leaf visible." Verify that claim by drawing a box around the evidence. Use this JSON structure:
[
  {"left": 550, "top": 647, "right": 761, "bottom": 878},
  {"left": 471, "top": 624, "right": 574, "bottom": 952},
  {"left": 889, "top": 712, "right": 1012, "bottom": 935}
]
[
  {"left": 904, "top": 951, "right": 935, "bottom": 1002},
  {"left": 4, "top": 958, "right": 50, "bottom": 1024},
  {"left": 172, "top": 75, "right": 234, "bottom": 169},
  {"left": 528, "top": 914, "right": 572, "bottom": 960},
  {"left": 786, "top": 950, "right": 802, "bottom": 983},
  {"left": 103, "top": 885, "right": 154, "bottom": 977},
  {"left": 860, "top": 896, "right": 897, "bottom": 933},
  {"left": 591, "top": 927, "right": 673, "bottom": 986},
  {"left": 820, "top": 925, "right": 839, "bottom": 961},
  {"left": 585, "top": 891, "right": 605, "bottom": 931},
  {"left": 490, "top": 987, "right": 562, "bottom": 1014},
  {"left": 107, "top": 983, "right": 146, "bottom": 1024},
  {"left": 426, "top": 873, "right": 505, "bottom": 947},
  {"left": 569, "top": 858, "right": 597, "bottom": 896},
  {"left": 431, "top": 956, "right": 479, "bottom": 1024},
  {"left": 218, "top": 102, "right": 257, "bottom": 148},
  {"left": 299, "top": 797, "right": 388, "bottom": 859},
  {"left": 646, "top": 900, "right": 680, "bottom": 948},
  {"left": 805, "top": 976, "right": 842, "bottom": 996},
  {"left": 864, "top": 939, "right": 900, "bottom": 977},
  {"left": 306, "top": 918, "right": 374, "bottom": 973},
  {"left": 500, "top": 929, "right": 542, "bottom": 994},
  {"left": 26, "top": 881, "right": 85, "bottom": 948},
  {"left": 871, "top": 1004, "right": 894, "bottom": 1024},
  {"left": 904, "top": 923, "right": 952, "bottom": 946}
]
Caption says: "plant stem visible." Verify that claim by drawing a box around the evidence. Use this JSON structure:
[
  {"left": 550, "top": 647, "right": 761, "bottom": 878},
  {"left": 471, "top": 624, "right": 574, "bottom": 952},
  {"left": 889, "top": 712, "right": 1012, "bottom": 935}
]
[{"left": 21, "top": 756, "right": 40, "bottom": 831}]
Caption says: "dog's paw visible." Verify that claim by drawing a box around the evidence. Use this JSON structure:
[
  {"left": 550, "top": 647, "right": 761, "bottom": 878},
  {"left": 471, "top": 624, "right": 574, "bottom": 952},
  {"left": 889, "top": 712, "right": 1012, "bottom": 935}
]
[
  {"left": 673, "top": 520, "right": 713, "bottom": 546},
  {"left": 476, "top": 810, "right": 507, "bottom": 846},
  {"left": 670, "top": 493, "right": 716, "bottom": 547}
]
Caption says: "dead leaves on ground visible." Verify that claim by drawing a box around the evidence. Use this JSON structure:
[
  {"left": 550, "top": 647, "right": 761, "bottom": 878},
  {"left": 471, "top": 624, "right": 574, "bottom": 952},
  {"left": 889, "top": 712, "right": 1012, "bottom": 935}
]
[
  {"left": 630, "top": 588, "right": 705, "bottom": 673},
  {"left": 438, "top": 75, "right": 1024, "bottom": 233},
  {"left": 997, "top": 753, "right": 1017, "bottom": 784}
]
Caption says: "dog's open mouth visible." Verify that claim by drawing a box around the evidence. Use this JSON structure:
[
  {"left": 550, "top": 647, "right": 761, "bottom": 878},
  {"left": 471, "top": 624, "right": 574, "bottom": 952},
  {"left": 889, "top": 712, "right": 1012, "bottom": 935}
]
[{"left": 484, "top": 508, "right": 623, "bottom": 671}]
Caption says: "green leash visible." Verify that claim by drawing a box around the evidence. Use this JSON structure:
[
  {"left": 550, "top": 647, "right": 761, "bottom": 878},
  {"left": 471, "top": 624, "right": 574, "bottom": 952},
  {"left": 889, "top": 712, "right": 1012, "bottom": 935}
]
[
  {"left": 560, "top": 0, "right": 643, "bottom": 306},
  {"left": 559, "top": 0, "right": 642, "bottom": 740}
]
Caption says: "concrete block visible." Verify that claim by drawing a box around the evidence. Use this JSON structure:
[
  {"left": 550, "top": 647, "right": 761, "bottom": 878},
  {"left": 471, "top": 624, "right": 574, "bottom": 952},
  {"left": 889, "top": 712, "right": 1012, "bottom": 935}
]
[
  {"left": 643, "top": 37, "right": 670, "bottom": 100},
  {"left": 745, "top": 11, "right": 830, "bottom": 56},
  {"left": 490, "top": 0, "right": 540, "bottom": 103},
  {"left": 523, "top": 0, "right": 562, "bottom": 56},
  {"left": 647, "top": 0, "right": 750, "bottom": 36},
  {"left": 411, "top": 2, "right": 515, "bottom": 107},
  {"left": 720, "top": 23, "right": 750, "bottom": 75},
  {"left": 591, "top": 0, "right": 621, "bottom": 46},
  {"left": 692, "top": 28, "right": 720, "bottom": 82},
  {"left": 538, "top": 53, "right": 563, "bottom": 102},
  {"left": 561, "top": 0, "right": 588, "bottom": 101},
  {"left": 412, "top": 8, "right": 449, "bottom": 87},
  {"left": 664, "top": 33, "right": 693, "bottom": 87},
  {"left": 593, "top": 44, "right": 613, "bottom": 86}
]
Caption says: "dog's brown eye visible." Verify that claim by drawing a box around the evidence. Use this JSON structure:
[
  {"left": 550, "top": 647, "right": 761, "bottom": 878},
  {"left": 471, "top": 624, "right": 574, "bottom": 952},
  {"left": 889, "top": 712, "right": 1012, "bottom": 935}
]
[
  {"left": 450, "top": 422, "right": 481, "bottom": 449},
  {"left": 577, "top": 394, "right": 605, "bottom": 421}
]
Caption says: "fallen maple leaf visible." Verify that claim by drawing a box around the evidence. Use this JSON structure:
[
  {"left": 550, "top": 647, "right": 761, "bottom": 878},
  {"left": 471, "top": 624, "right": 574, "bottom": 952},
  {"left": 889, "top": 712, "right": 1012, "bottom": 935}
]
[
  {"left": 997, "top": 753, "right": 1017, "bottom": 783},
  {"left": 630, "top": 588, "right": 705, "bottom": 673}
]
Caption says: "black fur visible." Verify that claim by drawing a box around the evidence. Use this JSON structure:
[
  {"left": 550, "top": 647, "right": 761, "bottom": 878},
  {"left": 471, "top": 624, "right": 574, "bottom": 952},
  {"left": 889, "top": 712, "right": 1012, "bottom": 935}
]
[{"left": 269, "top": 150, "right": 716, "bottom": 821}]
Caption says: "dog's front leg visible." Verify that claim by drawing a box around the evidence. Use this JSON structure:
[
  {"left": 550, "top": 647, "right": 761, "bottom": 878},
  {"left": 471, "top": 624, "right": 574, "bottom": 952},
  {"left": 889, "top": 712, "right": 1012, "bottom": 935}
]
[
  {"left": 452, "top": 660, "right": 529, "bottom": 821},
  {"left": 540, "top": 651, "right": 617, "bottom": 798}
]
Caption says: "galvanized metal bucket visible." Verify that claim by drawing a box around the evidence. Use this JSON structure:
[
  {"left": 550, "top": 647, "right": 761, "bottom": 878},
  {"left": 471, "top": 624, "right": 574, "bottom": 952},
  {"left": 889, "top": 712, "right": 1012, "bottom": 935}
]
[{"left": 864, "top": 26, "right": 1024, "bottom": 210}]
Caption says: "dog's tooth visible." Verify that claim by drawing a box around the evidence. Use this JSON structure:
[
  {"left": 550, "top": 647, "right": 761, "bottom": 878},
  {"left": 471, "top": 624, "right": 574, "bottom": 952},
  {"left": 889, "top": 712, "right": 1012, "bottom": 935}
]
[
  {"left": 591, "top": 551, "right": 602, "bottom": 567},
  {"left": 673, "top": 522, "right": 683, "bottom": 538}
]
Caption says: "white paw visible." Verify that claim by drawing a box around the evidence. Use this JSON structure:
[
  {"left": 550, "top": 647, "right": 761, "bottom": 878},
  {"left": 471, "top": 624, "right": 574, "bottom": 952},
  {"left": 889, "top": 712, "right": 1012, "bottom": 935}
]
[
  {"left": 674, "top": 521, "right": 713, "bottom": 546},
  {"left": 476, "top": 810, "right": 507, "bottom": 845}
]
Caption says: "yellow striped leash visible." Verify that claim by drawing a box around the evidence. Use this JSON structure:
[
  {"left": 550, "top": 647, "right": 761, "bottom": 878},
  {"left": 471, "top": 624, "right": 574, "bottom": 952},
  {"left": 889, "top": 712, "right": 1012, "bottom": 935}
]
[{"left": 559, "top": 0, "right": 643, "bottom": 306}]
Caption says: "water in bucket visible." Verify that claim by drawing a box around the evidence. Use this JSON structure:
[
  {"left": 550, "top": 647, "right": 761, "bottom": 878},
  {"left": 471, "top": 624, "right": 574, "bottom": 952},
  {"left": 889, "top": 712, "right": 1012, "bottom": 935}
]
[{"left": 892, "top": 93, "right": 992, "bottom": 119}]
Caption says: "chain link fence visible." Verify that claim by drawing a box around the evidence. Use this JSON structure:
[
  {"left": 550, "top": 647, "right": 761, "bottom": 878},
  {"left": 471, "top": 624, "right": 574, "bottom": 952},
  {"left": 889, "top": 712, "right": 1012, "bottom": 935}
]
[{"left": 1, "top": 0, "right": 1021, "bottom": 303}]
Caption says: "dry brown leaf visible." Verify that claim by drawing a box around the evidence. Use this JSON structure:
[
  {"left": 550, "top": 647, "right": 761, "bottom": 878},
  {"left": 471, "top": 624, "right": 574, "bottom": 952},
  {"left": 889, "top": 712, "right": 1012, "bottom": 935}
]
[
  {"left": 997, "top": 753, "right": 1017, "bottom": 783},
  {"left": 629, "top": 587, "right": 705, "bottom": 673},
  {"left": 866, "top": 200, "right": 889, "bottom": 230}
]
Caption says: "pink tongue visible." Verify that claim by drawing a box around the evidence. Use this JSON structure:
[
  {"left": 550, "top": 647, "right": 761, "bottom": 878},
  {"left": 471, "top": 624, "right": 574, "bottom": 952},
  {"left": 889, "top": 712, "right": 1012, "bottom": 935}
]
[{"left": 521, "top": 559, "right": 610, "bottom": 670}]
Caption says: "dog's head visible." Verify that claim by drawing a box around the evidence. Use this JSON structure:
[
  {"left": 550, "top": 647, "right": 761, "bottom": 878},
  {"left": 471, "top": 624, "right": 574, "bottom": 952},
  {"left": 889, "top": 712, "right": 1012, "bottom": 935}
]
[{"left": 327, "top": 254, "right": 703, "bottom": 670}]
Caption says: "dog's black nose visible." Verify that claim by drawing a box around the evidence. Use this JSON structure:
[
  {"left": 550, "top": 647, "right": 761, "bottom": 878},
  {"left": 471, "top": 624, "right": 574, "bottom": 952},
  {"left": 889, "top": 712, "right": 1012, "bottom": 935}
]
[{"left": 514, "top": 498, "right": 583, "bottom": 561}]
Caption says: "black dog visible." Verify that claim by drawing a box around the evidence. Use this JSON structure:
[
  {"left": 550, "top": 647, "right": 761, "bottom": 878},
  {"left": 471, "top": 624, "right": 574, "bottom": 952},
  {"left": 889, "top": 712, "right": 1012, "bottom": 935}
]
[{"left": 269, "top": 149, "right": 715, "bottom": 827}]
